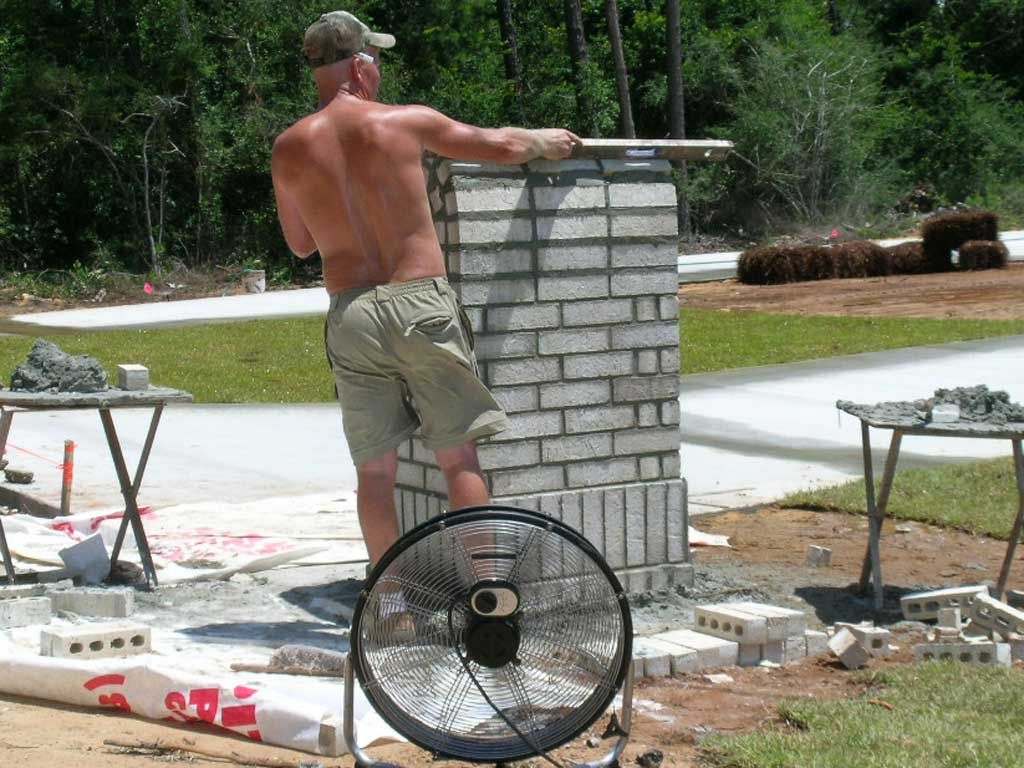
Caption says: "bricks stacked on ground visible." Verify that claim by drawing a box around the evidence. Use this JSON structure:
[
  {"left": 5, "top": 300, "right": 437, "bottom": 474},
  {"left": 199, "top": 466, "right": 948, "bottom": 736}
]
[
  {"left": 695, "top": 602, "right": 808, "bottom": 666},
  {"left": 394, "top": 157, "right": 688, "bottom": 588},
  {"left": 968, "top": 593, "right": 1024, "bottom": 639},
  {"left": 41, "top": 621, "right": 151, "bottom": 659}
]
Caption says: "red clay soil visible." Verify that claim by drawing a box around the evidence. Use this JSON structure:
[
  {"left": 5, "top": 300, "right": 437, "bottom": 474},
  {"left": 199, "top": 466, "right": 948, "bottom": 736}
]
[{"left": 679, "top": 262, "right": 1024, "bottom": 320}]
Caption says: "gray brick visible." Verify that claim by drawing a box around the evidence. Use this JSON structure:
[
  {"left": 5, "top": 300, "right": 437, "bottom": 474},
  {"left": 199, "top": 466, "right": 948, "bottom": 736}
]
[
  {"left": 425, "top": 467, "right": 446, "bottom": 495},
  {"left": 640, "top": 457, "right": 661, "bottom": 480},
  {"left": 611, "top": 270, "right": 679, "bottom": 297},
  {"left": 638, "top": 403, "right": 658, "bottom": 427},
  {"left": 612, "top": 322, "right": 679, "bottom": 350},
  {"left": 564, "top": 351, "right": 633, "bottom": 379},
  {"left": 491, "top": 385, "right": 539, "bottom": 413},
  {"left": 489, "top": 358, "right": 561, "bottom": 386},
  {"left": 668, "top": 480, "right": 686, "bottom": 561},
  {"left": 451, "top": 179, "right": 529, "bottom": 212},
  {"left": 396, "top": 440, "right": 412, "bottom": 460},
  {"left": 429, "top": 186, "right": 444, "bottom": 216},
  {"left": 625, "top": 485, "right": 646, "bottom": 566},
  {"left": 474, "top": 332, "right": 537, "bottom": 360},
  {"left": 491, "top": 466, "right": 564, "bottom": 496},
  {"left": 536, "top": 214, "right": 607, "bottom": 240},
  {"left": 540, "top": 380, "right": 610, "bottom": 409},
  {"left": 533, "top": 186, "right": 606, "bottom": 210},
  {"left": 660, "top": 295, "right": 680, "bottom": 320},
  {"left": 604, "top": 488, "right": 626, "bottom": 569},
  {"left": 427, "top": 495, "right": 442, "bottom": 517},
  {"left": 487, "top": 304, "right": 560, "bottom": 331},
  {"left": 50, "top": 589, "right": 134, "bottom": 618},
  {"left": 663, "top": 453, "right": 682, "bottom": 479},
  {"left": 539, "top": 493, "right": 562, "bottom": 521},
  {"left": 396, "top": 461, "right": 424, "bottom": 488},
  {"left": 638, "top": 350, "right": 658, "bottom": 374},
  {"left": 646, "top": 483, "right": 668, "bottom": 565},
  {"left": 542, "top": 433, "right": 613, "bottom": 463},
  {"left": 0, "top": 597, "right": 51, "bottom": 628},
  {"left": 478, "top": 441, "right": 541, "bottom": 471},
  {"left": 610, "top": 213, "right": 677, "bottom": 238},
  {"left": 615, "top": 428, "right": 680, "bottom": 456},
  {"left": 601, "top": 159, "right": 672, "bottom": 174},
  {"left": 456, "top": 217, "right": 534, "bottom": 245},
  {"left": 567, "top": 458, "right": 638, "bottom": 488},
  {"left": 401, "top": 490, "right": 415, "bottom": 532},
  {"left": 539, "top": 329, "right": 609, "bottom": 355},
  {"left": 565, "top": 405, "right": 635, "bottom": 434},
  {"left": 660, "top": 348, "right": 681, "bottom": 373},
  {"left": 614, "top": 375, "right": 679, "bottom": 403},
  {"left": 582, "top": 490, "right": 604, "bottom": 553},
  {"left": 562, "top": 298, "right": 633, "bottom": 327},
  {"left": 451, "top": 249, "right": 532, "bottom": 276},
  {"left": 662, "top": 401, "right": 681, "bottom": 426},
  {"left": 537, "top": 245, "right": 608, "bottom": 271},
  {"left": 501, "top": 411, "right": 563, "bottom": 440},
  {"left": 459, "top": 278, "right": 535, "bottom": 307},
  {"left": 412, "top": 439, "right": 435, "bottom": 464},
  {"left": 538, "top": 275, "right": 608, "bottom": 301},
  {"left": 463, "top": 307, "right": 484, "bottom": 333},
  {"left": 608, "top": 183, "right": 677, "bottom": 208},
  {"left": 561, "top": 493, "right": 583, "bottom": 533},
  {"left": 611, "top": 242, "right": 678, "bottom": 268}
]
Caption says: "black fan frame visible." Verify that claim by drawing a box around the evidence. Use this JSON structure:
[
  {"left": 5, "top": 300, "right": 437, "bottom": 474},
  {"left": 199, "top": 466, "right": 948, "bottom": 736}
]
[{"left": 350, "top": 504, "right": 633, "bottom": 763}]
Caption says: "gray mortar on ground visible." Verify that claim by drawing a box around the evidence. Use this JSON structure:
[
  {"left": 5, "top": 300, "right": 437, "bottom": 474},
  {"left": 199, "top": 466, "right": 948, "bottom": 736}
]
[
  {"left": 10, "top": 340, "right": 109, "bottom": 393},
  {"left": 838, "top": 385, "right": 1024, "bottom": 431}
]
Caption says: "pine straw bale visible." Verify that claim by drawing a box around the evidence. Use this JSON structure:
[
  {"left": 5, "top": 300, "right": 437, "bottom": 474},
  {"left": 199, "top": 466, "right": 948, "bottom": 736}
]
[
  {"left": 922, "top": 210, "right": 999, "bottom": 272},
  {"left": 833, "top": 241, "right": 892, "bottom": 278},
  {"left": 886, "top": 241, "right": 929, "bottom": 275},
  {"left": 958, "top": 239, "right": 1009, "bottom": 270},
  {"left": 737, "top": 245, "right": 835, "bottom": 284}
]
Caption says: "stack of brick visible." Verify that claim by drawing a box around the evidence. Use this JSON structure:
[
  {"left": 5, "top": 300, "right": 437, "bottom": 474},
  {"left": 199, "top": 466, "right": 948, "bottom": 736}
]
[
  {"left": 393, "top": 157, "right": 688, "bottom": 589},
  {"left": 695, "top": 602, "right": 810, "bottom": 666},
  {"left": 904, "top": 586, "right": 1015, "bottom": 666},
  {"left": 0, "top": 584, "right": 51, "bottom": 629}
]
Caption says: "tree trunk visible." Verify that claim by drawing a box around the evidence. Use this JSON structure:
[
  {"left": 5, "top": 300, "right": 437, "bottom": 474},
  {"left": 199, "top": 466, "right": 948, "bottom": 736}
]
[
  {"left": 496, "top": 0, "right": 525, "bottom": 122},
  {"left": 665, "top": 0, "right": 690, "bottom": 237},
  {"left": 605, "top": 0, "right": 635, "bottom": 138},
  {"left": 827, "top": 0, "right": 842, "bottom": 35},
  {"left": 563, "top": 0, "right": 596, "bottom": 136}
]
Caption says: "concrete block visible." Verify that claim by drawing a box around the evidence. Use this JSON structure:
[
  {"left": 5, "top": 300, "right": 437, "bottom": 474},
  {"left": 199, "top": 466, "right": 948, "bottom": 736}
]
[
  {"left": 1009, "top": 635, "right": 1024, "bottom": 662},
  {"left": 451, "top": 249, "right": 532, "bottom": 276},
  {"left": 970, "top": 593, "right": 1024, "bottom": 639},
  {"left": 450, "top": 179, "right": 528, "bottom": 212},
  {"left": 610, "top": 322, "right": 679, "bottom": 350},
  {"left": 640, "top": 457, "right": 661, "bottom": 480},
  {"left": 533, "top": 186, "right": 606, "bottom": 211},
  {"left": 829, "top": 628, "right": 870, "bottom": 670},
  {"left": 487, "top": 304, "right": 560, "bottom": 332},
  {"left": 490, "top": 466, "right": 564, "bottom": 496},
  {"left": 635, "top": 297, "right": 658, "bottom": 323},
  {"left": 614, "top": 428, "right": 681, "bottom": 457},
  {"left": 459, "top": 277, "right": 536, "bottom": 306},
  {"left": 489, "top": 358, "right": 561, "bottom": 387},
  {"left": 536, "top": 244, "right": 609, "bottom": 271},
  {"left": 737, "top": 644, "right": 761, "bottom": 667},
  {"left": 696, "top": 604, "right": 770, "bottom": 645},
  {"left": 537, "top": 274, "right": 608, "bottom": 301},
  {"left": 538, "top": 329, "right": 609, "bottom": 355},
  {"left": 601, "top": 159, "right": 672, "bottom": 175},
  {"left": 806, "top": 545, "right": 832, "bottom": 567},
  {"left": 660, "top": 348, "right": 681, "bottom": 373},
  {"left": 536, "top": 214, "right": 608, "bottom": 241},
  {"left": 562, "top": 298, "right": 634, "bottom": 327},
  {"left": 0, "top": 597, "right": 51, "bottom": 628},
  {"left": 654, "top": 629, "right": 739, "bottom": 668},
  {"left": 761, "top": 640, "right": 786, "bottom": 665},
  {"left": 611, "top": 272, "right": 679, "bottom": 299},
  {"left": 785, "top": 635, "right": 808, "bottom": 663},
  {"left": 915, "top": 641, "right": 1010, "bottom": 667},
  {"left": 661, "top": 401, "right": 681, "bottom": 427},
  {"left": 1006, "top": 590, "right": 1024, "bottom": 610},
  {"left": 456, "top": 217, "right": 534, "bottom": 245},
  {"left": 728, "top": 602, "right": 807, "bottom": 641},
  {"left": 608, "top": 183, "right": 677, "bottom": 209},
  {"left": 117, "top": 364, "right": 149, "bottom": 391},
  {"left": 613, "top": 375, "right": 679, "bottom": 403},
  {"left": 805, "top": 629, "right": 829, "bottom": 657},
  {"left": 611, "top": 213, "right": 677, "bottom": 238},
  {"left": 0, "top": 584, "right": 46, "bottom": 600},
  {"left": 540, "top": 381, "right": 610, "bottom": 410},
  {"left": 542, "top": 434, "right": 613, "bottom": 464},
  {"left": 610, "top": 242, "right": 678, "bottom": 269},
  {"left": 638, "top": 350, "right": 658, "bottom": 375},
  {"left": 490, "top": 386, "right": 539, "bottom": 414},
  {"left": 632, "top": 637, "right": 673, "bottom": 678},
  {"left": 638, "top": 403, "right": 659, "bottom": 427},
  {"left": 564, "top": 352, "right": 634, "bottom": 380},
  {"left": 835, "top": 624, "right": 892, "bottom": 657},
  {"left": 474, "top": 332, "right": 537, "bottom": 361},
  {"left": 937, "top": 607, "right": 962, "bottom": 629},
  {"left": 567, "top": 458, "right": 638, "bottom": 488},
  {"left": 50, "top": 588, "right": 134, "bottom": 618},
  {"left": 565, "top": 405, "right": 636, "bottom": 434},
  {"left": 41, "top": 621, "right": 152, "bottom": 659},
  {"left": 900, "top": 585, "right": 988, "bottom": 621}
]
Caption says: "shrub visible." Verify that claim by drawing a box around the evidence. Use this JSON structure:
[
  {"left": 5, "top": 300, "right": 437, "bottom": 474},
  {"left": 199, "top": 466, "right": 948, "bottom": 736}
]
[
  {"left": 921, "top": 211, "right": 999, "bottom": 272},
  {"left": 887, "top": 242, "right": 929, "bottom": 274},
  {"left": 958, "top": 240, "right": 1009, "bottom": 270}
]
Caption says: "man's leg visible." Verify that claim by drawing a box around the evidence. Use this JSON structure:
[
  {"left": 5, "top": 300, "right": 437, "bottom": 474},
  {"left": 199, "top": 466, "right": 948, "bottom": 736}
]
[
  {"left": 435, "top": 442, "right": 490, "bottom": 509},
  {"left": 356, "top": 450, "right": 400, "bottom": 566}
]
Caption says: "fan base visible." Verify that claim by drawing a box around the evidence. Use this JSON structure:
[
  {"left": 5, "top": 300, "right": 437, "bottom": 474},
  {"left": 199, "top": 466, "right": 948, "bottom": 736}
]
[{"left": 343, "top": 653, "right": 634, "bottom": 768}]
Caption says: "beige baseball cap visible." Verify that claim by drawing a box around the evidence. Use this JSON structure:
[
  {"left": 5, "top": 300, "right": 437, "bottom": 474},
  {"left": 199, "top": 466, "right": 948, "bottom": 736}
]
[{"left": 302, "top": 11, "right": 396, "bottom": 68}]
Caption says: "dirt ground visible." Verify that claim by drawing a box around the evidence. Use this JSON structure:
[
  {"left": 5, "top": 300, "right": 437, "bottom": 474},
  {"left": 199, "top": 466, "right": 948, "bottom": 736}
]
[
  {"left": 3, "top": 508, "right": 1017, "bottom": 768},
  {"left": 679, "top": 262, "right": 1024, "bottom": 320}
]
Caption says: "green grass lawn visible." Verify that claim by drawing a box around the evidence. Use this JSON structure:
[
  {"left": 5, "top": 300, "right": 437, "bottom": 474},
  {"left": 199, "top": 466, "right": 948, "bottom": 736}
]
[
  {"left": 1, "top": 308, "right": 1022, "bottom": 403},
  {"left": 704, "top": 664, "right": 1024, "bottom": 768},
  {"left": 782, "top": 458, "right": 1019, "bottom": 540},
  {"left": 679, "top": 309, "right": 1024, "bottom": 375}
]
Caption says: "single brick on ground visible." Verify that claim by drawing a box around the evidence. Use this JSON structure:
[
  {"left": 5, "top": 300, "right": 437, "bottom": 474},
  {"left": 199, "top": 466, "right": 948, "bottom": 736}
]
[
  {"left": 900, "top": 585, "right": 988, "bottom": 621},
  {"left": 695, "top": 604, "right": 770, "bottom": 645},
  {"left": 829, "top": 628, "right": 870, "bottom": 670},
  {"left": 835, "top": 622, "right": 893, "bottom": 657},
  {"left": 914, "top": 641, "right": 1010, "bottom": 667},
  {"left": 970, "top": 593, "right": 1024, "bottom": 638},
  {"left": 0, "top": 597, "right": 51, "bottom": 628},
  {"left": 731, "top": 602, "right": 807, "bottom": 639},
  {"left": 50, "top": 587, "right": 134, "bottom": 618},
  {"left": 651, "top": 628, "right": 739, "bottom": 668},
  {"left": 804, "top": 629, "right": 829, "bottom": 657},
  {"left": 41, "top": 621, "right": 152, "bottom": 659}
]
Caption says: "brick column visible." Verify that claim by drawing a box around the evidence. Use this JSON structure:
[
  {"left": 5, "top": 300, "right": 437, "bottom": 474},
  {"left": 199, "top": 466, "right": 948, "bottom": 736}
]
[{"left": 393, "top": 156, "right": 690, "bottom": 592}]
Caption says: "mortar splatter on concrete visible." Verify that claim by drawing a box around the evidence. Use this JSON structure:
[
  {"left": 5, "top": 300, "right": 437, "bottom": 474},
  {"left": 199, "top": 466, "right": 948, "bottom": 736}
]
[{"left": 10, "top": 339, "right": 109, "bottom": 393}]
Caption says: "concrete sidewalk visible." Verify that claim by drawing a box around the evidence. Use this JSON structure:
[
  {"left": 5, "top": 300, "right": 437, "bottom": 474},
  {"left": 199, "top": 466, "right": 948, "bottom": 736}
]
[{"left": 681, "top": 334, "right": 1024, "bottom": 513}]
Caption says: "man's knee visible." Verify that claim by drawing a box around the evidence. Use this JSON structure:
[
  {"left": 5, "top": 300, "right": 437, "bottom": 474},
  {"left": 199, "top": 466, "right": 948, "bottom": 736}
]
[
  {"left": 434, "top": 442, "right": 482, "bottom": 474},
  {"left": 357, "top": 452, "right": 398, "bottom": 487}
]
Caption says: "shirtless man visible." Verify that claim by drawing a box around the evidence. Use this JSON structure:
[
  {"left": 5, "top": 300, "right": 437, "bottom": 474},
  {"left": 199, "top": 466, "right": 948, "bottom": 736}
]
[{"left": 272, "top": 11, "right": 580, "bottom": 566}]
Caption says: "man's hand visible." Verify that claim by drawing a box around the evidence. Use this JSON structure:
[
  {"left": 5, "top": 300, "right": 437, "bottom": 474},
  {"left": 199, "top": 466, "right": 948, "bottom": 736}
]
[{"left": 532, "top": 129, "right": 583, "bottom": 160}]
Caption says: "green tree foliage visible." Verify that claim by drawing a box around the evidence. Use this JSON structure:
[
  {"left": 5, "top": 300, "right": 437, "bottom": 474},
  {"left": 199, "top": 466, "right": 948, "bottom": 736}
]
[{"left": 0, "top": 0, "right": 1022, "bottom": 273}]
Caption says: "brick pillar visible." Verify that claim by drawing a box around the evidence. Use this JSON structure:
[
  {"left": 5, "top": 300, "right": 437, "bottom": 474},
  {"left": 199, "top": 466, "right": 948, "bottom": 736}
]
[{"left": 393, "top": 156, "right": 691, "bottom": 592}]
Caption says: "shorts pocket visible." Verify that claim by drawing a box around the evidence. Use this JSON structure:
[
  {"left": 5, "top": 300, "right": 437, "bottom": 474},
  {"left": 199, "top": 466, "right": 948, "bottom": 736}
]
[{"left": 456, "top": 305, "right": 476, "bottom": 351}]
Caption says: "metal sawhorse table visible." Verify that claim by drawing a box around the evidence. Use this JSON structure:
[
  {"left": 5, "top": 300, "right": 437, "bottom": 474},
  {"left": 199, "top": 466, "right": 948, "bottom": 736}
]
[
  {"left": 0, "top": 387, "right": 193, "bottom": 589},
  {"left": 839, "top": 401, "right": 1024, "bottom": 611}
]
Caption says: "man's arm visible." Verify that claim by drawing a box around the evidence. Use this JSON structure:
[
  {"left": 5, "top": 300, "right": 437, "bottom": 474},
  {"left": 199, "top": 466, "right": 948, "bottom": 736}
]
[
  {"left": 271, "top": 135, "right": 318, "bottom": 259},
  {"left": 404, "top": 106, "right": 581, "bottom": 164}
]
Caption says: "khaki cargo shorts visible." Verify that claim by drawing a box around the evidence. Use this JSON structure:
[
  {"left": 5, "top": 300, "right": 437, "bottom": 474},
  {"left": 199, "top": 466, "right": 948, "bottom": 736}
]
[{"left": 325, "top": 277, "right": 509, "bottom": 465}]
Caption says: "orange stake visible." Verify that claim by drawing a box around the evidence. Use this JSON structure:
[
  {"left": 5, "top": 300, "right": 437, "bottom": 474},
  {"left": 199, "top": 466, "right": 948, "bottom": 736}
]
[{"left": 60, "top": 440, "right": 75, "bottom": 517}]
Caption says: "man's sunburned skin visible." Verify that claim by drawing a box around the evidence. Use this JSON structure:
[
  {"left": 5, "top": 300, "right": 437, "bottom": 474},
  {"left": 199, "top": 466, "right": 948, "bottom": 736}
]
[{"left": 271, "top": 52, "right": 580, "bottom": 290}]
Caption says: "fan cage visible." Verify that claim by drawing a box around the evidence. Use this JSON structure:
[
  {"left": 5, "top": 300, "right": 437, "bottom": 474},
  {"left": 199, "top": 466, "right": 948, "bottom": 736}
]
[{"left": 351, "top": 505, "right": 633, "bottom": 763}]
